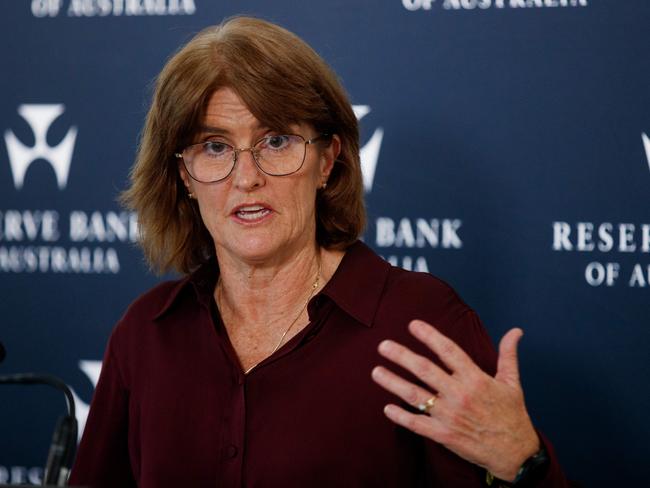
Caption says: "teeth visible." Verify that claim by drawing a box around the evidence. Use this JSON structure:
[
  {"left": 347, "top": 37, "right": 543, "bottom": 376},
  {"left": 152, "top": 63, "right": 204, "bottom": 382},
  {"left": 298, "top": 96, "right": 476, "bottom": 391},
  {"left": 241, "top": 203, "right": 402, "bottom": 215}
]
[
  {"left": 236, "top": 209, "right": 270, "bottom": 220},
  {"left": 238, "top": 205, "right": 265, "bottom": 212}
]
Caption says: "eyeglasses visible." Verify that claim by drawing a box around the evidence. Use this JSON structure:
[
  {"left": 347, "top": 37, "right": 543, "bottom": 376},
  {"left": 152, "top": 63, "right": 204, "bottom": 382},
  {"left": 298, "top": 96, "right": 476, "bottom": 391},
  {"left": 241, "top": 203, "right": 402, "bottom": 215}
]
[{"left": 175, "top": 133, "right": 329, "bottom": 183}]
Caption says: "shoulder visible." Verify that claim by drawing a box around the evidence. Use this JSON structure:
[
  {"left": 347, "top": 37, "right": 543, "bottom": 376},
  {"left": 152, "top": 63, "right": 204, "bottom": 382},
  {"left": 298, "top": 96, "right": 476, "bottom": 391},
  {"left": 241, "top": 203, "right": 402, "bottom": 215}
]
[
  {"left": 126, "top": 278, "right": 189, "bottom": 319},
  {"left": 113, "top": 277, "right": 191, "bottom": 337},
  {"left": 382, "top": 265, "right": 472, "bottom": 326},
  {"left": 386, "top": 266, "right": 472, "bottom": 321},
  {"left": 105, "top": 277, "right": 195, "bottom": 381},
  {"left": 335, "top": 241, "right": 473, "bottom": 328},
  {"left": 377, "top": 265, "right": 497, "bottom": 374},
  {"left": 347, "top": 244, "right": 496, "bottom": 367}
]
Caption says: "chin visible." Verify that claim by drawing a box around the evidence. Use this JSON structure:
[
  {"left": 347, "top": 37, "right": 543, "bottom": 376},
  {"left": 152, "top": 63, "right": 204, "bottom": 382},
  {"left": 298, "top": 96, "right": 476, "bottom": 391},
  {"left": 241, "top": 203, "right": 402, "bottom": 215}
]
[{"left": 221, "top": 235, "right": 285, "bottom": 263}]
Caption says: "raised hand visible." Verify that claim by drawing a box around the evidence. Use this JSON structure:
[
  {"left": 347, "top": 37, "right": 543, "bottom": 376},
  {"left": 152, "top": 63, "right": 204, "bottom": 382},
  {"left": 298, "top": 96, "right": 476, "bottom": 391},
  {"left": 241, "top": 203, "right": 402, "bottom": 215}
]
[{"left": 371, "top": 320, "right": 540, "bottom": 482}]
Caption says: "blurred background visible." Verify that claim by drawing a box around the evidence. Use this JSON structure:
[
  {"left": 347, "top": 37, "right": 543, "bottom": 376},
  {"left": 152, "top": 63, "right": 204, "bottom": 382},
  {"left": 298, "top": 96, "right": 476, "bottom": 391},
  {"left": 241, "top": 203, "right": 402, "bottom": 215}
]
[{"left": 0, "top": 0, "right": 648, "bottom": 485}]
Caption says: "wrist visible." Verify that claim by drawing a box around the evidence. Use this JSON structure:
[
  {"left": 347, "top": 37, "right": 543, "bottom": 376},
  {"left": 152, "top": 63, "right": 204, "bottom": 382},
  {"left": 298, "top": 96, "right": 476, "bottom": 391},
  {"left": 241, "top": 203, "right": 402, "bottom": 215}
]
[
  {"left": 485, "top": 442, "right": 549, "bottom": 487},
  {"left": 487, "top": 434, "right": 540, "bottom": 482}
]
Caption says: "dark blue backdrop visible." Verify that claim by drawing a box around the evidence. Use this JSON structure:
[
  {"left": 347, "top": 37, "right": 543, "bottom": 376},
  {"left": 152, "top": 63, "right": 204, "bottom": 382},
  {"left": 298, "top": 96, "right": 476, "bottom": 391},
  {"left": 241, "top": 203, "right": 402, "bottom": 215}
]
[{"left": 1, "top": 1, "right": 648, "bottom": 485}]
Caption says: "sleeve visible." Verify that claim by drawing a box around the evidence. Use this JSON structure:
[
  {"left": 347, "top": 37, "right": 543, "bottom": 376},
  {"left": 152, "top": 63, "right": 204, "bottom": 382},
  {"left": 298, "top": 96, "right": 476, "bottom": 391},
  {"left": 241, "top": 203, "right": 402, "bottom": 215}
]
[
  {"left": 422, "top": 310, "right": 577, "bottom": 488},
  {"left": 68, "top": 325, "right": 137, "bottom": 488}
]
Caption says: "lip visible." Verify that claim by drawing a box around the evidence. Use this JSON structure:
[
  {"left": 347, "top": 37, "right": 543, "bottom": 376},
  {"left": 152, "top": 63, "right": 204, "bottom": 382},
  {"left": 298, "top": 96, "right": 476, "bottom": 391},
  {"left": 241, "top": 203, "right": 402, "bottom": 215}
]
[
  {"left": 229, "top": 202, "right": 275, "bottom": 225},
  {"left": 230, "top": 202, "right": 275, "bottom": 215}
]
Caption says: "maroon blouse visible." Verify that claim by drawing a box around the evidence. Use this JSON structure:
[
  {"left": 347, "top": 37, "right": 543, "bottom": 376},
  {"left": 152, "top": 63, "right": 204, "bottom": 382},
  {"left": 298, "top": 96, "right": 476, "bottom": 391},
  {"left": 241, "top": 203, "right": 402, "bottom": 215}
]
[{"left": 70, "top": 241, "right": 570, "bottom": 487}]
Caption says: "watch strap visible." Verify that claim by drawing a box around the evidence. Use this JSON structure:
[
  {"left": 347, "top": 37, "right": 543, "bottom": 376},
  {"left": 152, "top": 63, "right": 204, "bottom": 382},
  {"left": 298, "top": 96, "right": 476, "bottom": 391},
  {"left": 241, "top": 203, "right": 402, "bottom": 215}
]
[{"left": 485, "top": 445, "right": 549, "bottom": 487}]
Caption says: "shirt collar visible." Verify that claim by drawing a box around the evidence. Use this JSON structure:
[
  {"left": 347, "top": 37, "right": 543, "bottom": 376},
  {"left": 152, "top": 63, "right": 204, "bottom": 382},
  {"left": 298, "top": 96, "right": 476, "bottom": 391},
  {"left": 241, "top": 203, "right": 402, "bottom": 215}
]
[
  {"left": 318, "top": 240, "right": 389, "bottom": 327},
  {"left": 153, "top": 240, "right": 390, "bottom": 328},
  {"left": 152, "top": 257, "right": 218, "bottom": 320}
]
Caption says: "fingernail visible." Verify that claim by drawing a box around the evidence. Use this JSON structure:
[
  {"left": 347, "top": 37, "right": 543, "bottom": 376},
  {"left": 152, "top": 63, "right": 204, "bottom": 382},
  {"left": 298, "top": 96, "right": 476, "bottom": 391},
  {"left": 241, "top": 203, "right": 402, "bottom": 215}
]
[
  {"left": 371, "top": 366, "right": 382, "bottom": 379},
  {"left": 384, "top": 405, "right": 396, "bottom": 416},
  {"left": 378, "top": 340, "right": 393, "bottom": 353},
  {"left": 410, "top": 320, "right": 425, "bottom": 333}
]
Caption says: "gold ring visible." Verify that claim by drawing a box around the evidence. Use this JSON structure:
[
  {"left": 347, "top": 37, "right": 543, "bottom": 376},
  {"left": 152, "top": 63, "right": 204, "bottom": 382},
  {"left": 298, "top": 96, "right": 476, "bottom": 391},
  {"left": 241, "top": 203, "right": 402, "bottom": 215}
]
[{"left": 417, "top": 395, "right": 437, "bottom": 415}]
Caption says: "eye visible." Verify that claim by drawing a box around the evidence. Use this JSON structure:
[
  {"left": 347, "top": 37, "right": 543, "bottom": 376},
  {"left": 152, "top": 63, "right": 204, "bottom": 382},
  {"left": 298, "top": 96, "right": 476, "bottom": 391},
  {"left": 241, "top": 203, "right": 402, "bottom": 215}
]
[
  {"left": 203, "top": 141, "right": 231, "bottom": 157},
  {"left": 263, "top": 135, "right": 291, "bottom": 150}
]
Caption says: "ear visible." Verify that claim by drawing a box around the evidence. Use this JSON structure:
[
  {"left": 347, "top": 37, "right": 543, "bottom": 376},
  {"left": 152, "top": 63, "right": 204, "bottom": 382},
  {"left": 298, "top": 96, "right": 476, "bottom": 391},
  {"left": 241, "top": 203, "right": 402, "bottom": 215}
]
[
  {"left": 178, "top": 159, "right": 193, "bottom": 192},
  {"left": 319, "top": 134, "right": 340, "bottom": 182}
]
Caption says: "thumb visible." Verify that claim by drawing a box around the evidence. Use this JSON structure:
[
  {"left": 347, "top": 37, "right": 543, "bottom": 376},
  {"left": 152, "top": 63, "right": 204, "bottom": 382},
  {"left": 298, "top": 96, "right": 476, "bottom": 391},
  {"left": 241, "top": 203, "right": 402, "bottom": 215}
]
[{"left": 495, "top": 328, "right": 524, "bottom": 387}]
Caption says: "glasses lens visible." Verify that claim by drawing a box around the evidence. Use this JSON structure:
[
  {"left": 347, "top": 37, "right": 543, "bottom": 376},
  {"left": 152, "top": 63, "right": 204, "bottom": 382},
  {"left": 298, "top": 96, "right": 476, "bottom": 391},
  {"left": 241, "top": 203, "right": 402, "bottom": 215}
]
[
  {"left": 254, "top": 135, "right": 306, "bottom": 176},
  {"left": 184, "top": 141, "right": 234, "bottom": 182}
]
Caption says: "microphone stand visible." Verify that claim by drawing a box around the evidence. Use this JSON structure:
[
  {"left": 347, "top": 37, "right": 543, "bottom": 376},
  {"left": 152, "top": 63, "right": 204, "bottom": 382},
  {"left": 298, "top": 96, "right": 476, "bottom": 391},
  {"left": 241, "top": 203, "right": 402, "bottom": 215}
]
[{"left": 0, "top": 373, "right": 78, "bottom": 487}]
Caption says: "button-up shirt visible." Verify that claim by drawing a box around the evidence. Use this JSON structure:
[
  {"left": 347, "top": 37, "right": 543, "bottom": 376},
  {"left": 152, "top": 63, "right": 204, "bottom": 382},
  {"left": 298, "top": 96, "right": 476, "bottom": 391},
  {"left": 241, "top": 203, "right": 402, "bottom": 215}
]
[{"left": 70, "top": 241, "right": 570, "bottom": 487}]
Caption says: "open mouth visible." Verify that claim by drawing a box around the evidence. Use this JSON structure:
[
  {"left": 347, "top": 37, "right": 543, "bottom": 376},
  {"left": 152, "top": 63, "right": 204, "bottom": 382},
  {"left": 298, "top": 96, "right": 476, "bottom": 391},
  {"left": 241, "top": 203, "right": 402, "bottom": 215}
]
[{"left": 233, "top": 205, "right": 272, "bottom": 221}]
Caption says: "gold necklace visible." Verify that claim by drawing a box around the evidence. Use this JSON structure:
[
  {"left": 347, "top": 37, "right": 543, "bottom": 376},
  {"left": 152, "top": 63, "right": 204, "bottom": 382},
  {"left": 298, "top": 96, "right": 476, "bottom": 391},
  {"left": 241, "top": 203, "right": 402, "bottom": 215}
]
[{"left": 217, "top": 259, "right": 322, "bottom": 375}]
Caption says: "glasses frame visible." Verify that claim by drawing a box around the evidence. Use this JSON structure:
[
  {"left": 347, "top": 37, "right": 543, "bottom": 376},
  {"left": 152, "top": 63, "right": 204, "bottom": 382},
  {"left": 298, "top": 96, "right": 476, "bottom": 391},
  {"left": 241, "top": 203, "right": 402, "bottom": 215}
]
[{"left": 175, "top": 133, "right": 330, "bottom": 184}]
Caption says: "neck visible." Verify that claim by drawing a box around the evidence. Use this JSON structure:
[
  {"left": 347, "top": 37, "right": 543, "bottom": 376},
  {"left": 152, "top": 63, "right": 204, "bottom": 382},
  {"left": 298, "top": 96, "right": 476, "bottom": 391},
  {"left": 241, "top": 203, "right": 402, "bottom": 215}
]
[{"left": 215, "top": 243, "right": 323, "bottom": 326}]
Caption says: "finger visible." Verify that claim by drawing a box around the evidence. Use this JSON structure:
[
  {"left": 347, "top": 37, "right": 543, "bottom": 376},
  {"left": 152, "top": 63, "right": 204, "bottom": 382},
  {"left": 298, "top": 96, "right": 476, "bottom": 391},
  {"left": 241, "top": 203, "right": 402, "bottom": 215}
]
[
  {"left": 371, "top": 365, "right": 436, "bottom": 409},
  {"left": 495, "top": 328, "right": 523, "bottom": 387},
  {"left": 408, "top": 320, "right": 479, "bottom": 375},
  {"left": 377, "top": 339, "right": 453, "bottom": 393},
  {"left": 383, "top": 403, "right": 442, "bottom": 441}
]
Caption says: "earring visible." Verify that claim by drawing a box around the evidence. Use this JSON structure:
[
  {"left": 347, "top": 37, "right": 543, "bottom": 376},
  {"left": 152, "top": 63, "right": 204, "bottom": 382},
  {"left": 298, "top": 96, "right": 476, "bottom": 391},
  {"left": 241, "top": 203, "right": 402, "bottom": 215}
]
[
  {"left": 321, "top": 182, "right": 328, "bottom": 189},
  {"left": 184, "top": 182, "right": 194, "bottom": 199}
]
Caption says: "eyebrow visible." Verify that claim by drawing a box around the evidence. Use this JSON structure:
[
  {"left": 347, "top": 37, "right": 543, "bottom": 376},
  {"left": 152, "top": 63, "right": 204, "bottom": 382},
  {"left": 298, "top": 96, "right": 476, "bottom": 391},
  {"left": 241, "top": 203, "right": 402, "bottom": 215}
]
[{"left": 197, "top": 125, "right": 230, "bottom": 135}]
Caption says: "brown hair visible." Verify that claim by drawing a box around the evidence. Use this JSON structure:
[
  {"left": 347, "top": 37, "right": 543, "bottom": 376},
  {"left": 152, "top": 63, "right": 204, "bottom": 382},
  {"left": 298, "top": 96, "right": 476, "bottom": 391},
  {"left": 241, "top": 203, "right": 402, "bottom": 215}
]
[{"left": 121, "top": 16, "right": 366, "bottom": 274}]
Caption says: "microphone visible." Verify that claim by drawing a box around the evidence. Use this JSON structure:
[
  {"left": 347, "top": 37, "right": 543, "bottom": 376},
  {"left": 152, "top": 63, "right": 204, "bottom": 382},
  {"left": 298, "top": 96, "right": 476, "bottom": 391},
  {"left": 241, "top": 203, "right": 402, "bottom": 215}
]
[
  {"left": 0, "top": 372, "right": 78, "bottom": 486},
  {"left": 0, "top": 341, "right": 5, "bottom": 363}
]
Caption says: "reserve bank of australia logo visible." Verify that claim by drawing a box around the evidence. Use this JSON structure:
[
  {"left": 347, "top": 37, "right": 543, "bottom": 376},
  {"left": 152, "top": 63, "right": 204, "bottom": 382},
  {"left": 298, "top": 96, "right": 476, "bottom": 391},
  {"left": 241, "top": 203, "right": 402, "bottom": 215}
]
[
  {"left": 642, "top": 132, "right": 650, "bottom": 174},
  {"left": 353, "top": 105, "right": 384, "bottom": 193},
  {"left": 4, "top": 104, "right": 78, "bottom": 190}
]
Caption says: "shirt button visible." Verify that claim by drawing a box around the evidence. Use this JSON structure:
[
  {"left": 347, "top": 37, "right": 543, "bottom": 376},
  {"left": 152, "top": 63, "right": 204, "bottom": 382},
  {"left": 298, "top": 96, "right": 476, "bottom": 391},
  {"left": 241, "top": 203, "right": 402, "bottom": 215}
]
[{"left": 226, "top": 445, "right": 238, "bottom": 458}]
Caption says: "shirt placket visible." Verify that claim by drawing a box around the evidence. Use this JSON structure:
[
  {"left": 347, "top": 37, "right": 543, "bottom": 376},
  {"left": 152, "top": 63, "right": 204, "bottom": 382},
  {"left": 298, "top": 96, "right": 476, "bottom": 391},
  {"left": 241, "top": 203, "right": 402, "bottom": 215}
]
[
  {"left": 217, "top": 363, "right": 245, "bottom": 488},
  {"left": 208, "top": 294, "right": 329, "bottom": 487},
  {"left": 203, "top": 298, "right": 246, "bottom": 488}
]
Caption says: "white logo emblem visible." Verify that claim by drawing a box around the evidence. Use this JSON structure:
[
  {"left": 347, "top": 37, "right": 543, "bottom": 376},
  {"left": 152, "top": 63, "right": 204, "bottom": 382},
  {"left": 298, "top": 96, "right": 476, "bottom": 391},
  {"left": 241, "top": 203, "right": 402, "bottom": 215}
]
[
  {"left": 642, "top": 132, "right": 650, "bottom": 173},
  {"left": 353, "top": 105, "right": 384, "bottom": 193},
  {"left": 4, "top": 104, "right": 78, "bottom": 190},
  {"left": 70, "top": 360, "right": 102, "bottom": 441}
]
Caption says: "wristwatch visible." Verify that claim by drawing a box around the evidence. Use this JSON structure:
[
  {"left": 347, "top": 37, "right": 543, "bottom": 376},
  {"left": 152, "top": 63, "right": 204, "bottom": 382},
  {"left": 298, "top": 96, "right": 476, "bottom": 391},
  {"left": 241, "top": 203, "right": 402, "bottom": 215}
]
[{"left": 485, "top": 445, "right": 549, "bottom": 487}]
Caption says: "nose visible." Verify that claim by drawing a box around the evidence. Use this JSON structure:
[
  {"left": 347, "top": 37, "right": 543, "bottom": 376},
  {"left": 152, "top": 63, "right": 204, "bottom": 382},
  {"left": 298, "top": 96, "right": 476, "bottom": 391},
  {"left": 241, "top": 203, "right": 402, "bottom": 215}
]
[{"left": 232, "top": 147, "right": 265, "bottom": 191}]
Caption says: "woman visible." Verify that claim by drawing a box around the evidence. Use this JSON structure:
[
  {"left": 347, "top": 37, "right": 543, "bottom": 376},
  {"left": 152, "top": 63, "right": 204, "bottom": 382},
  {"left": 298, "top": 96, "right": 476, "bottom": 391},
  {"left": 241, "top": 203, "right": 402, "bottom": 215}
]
[{"left": 70, "top": 16, "right": 571, "bottom": 487}]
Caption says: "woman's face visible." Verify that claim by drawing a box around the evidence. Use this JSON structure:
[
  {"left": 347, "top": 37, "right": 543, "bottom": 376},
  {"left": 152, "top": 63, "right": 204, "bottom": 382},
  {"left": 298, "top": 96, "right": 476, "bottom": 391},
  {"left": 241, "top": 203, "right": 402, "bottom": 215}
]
[{"left": 179, "top": 87, "right": 339, "bottom": 266}]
